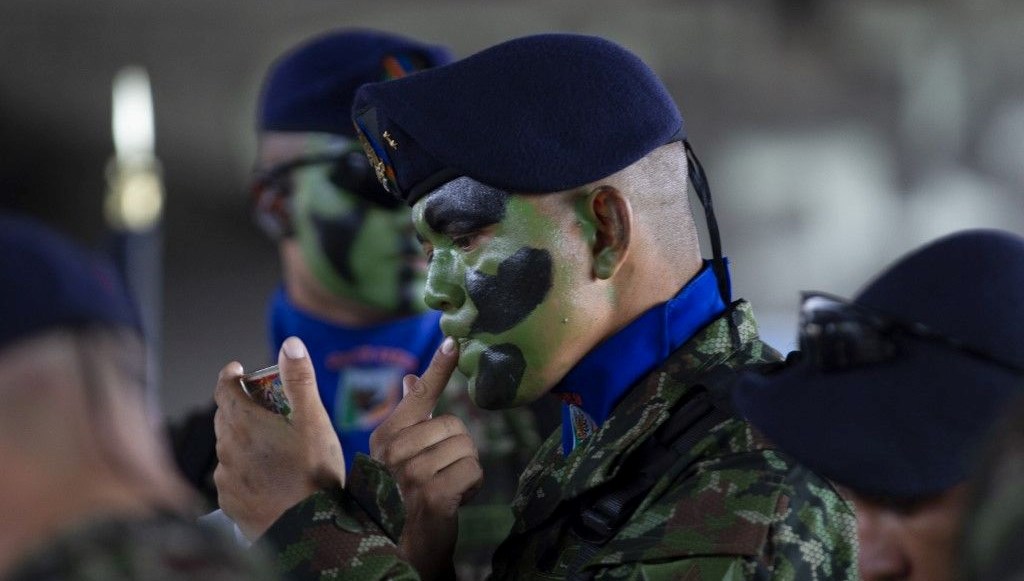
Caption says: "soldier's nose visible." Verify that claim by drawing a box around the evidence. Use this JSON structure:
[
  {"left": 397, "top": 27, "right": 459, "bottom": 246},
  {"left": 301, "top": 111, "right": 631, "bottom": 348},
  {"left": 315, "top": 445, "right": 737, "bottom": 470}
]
[{"left": 423, "top": 252, "right": 465, "bottom": 312}]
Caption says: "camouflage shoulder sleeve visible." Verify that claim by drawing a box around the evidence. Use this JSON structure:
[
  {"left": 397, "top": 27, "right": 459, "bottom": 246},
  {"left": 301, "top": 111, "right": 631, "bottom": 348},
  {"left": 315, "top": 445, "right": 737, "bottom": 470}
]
[
  {"left": 261, "top": 454, "right": 419, "bottom": 580},
  {"left": 756, "top": 456, "right": 859, "bottom": 580},
  {"left": 596, "top": 460, "right": 858, "bottom": 581}
]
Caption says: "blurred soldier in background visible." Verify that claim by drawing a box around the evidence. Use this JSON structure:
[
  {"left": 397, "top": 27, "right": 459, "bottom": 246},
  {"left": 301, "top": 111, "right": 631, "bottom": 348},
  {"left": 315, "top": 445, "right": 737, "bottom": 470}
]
[
  {"left": 251, "top": 29, "right": 454, "bottom": 467},
  {"left": 960, "top": 396, "right": 1024, "bottom": 581},
  {"left": 733, "top": 229, "right": 1024, "bottom": 581},
  {"left": 213, "top": 33, "right": 858, "bottom": 580},
  {"left": 172, "top": 29, "right": 453, "bottom": 495},
  {"left": 0, "top": 214, "right": 271, "bottom": 580},
  {"left": 172, "top": 29, "right": 550, "bottom": 578}
]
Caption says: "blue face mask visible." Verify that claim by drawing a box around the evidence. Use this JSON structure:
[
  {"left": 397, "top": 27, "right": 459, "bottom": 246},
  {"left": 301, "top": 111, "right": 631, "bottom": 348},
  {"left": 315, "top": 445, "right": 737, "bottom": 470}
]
[{"left": 268, "top": 288, "right": 444, "bottom": 468}]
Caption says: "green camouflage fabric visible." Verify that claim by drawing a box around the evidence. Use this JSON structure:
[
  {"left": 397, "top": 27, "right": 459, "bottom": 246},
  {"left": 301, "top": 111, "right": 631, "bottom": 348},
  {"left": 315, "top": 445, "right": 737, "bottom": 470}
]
[
  {"left": 5, "top": 513, "right": 276, "bottom": 580},
  {"left": 262, "top": 377, "right": 542, "bottom": 581},
  {"left": 435, "top": 376, "right": 543, "bottom": 580},
  {"left": 262, "top": 301, "right": 859, "bottom": 580}
]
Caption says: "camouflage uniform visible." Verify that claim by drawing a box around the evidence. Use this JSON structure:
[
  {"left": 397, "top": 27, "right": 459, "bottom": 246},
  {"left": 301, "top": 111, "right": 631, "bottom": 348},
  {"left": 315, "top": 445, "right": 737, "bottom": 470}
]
[
  {"left": 436, "top": 374, "right": 545, "bottom": 580},
  {"left": 261, "top": 302, "right": 859, "bottom": 580},
  {"left": 5, "top": 514, "right": 276, "bottom": 580}
]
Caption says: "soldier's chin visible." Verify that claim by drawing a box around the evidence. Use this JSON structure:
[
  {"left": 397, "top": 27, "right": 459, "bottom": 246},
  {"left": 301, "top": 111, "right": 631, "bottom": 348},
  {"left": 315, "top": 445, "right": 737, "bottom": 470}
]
[
  {"left": 470, "top": 374, "right": 552, "bottom": 410},
  {"left": 468, "top": 380, "right": 516, "bottom": 410}
]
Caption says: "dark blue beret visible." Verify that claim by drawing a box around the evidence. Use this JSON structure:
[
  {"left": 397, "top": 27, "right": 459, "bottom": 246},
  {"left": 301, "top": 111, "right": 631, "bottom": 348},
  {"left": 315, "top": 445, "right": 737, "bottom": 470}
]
[
  {"left": 0, "top": 214, "right": 140, "bottom": 350},
  {"left": 353, "top": 33, "right": 685, "bottom": 204},
  {"left": 259, "top": 29, "right": 452, "bottom": 137},
  {"left": 733, "top": 230, "right": 1024, "bottom": 499}
]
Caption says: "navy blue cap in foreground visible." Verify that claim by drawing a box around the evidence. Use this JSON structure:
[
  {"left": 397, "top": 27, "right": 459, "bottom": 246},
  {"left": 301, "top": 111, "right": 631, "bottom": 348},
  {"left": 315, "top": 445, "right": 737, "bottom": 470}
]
[
  {"left": 259, "top": 29, "right": 452, "bottom": 136},
  {"left": 0, "top": 214, "right": 140, "bottom": 349},
  {"left": 733, "top": 230, "right": 1024, "bottom": 499},
  {"left": 353, "top": 33, "right": 685, "bottom": 204}
]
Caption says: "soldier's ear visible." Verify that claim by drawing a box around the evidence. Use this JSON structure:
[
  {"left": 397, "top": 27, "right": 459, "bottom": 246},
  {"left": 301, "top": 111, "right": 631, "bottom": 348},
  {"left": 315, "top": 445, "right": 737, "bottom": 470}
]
[{"left": 574, "top": 186, "right": 632, "bottom": 280}]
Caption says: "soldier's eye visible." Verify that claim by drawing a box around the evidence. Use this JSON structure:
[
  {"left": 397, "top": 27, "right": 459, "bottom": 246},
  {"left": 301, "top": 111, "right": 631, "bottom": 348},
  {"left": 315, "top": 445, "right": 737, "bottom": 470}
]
[
  {"left": 420, "top": 242, "right": 434, "bottom": 264},
  {"left": 452, "top": 234, "right": 477, "bottom": 251}
]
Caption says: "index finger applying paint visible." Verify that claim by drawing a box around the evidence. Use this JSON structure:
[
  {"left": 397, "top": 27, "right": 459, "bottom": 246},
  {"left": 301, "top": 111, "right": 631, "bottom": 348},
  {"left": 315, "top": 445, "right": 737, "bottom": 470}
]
[{"left": 390, "top": 336, "right": 459, "bottom": 428}]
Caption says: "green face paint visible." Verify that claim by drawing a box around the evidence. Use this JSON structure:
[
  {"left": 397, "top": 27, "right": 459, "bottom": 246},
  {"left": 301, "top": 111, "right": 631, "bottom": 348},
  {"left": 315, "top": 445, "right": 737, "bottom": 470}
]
[
  {"left": 290, "top": 134, "right": 427, "bottom": 314},
  {"left": 414, "top": 177, "right": 589, "bottom": 408}
]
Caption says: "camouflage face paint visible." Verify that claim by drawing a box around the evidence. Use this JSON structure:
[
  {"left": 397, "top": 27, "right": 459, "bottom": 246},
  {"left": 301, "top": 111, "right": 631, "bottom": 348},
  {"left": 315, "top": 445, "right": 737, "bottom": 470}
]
[
  {"left": 466, "top": 248, "right": 553, "bottom": 335},
  {"left": 290, "top": 134, "right": 426, "bottom": 313},
  {"left": 414, "top": 177, "right": 596, "bottom": 409},
  {"left": 310, "top": 204, "right": 366, "bottom": 284},
  {"left": 423, "top": 178, "right": 508, "bottom": 236},
  {"left": 475, "top": 344, "right": 527, "bottom": 409}
]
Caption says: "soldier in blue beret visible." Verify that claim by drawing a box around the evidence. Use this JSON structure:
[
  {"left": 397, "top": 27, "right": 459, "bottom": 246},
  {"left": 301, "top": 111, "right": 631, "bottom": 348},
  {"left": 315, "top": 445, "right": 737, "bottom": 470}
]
[
  {"left": 0, "top": 214, "right": 274, "bottom": 580},
  {"left": 173, "top": 29, "right": 548, "bottom": 579},
  {"left": 172, "top": 26, "right": 452, "bottom": 503},
  {"left": 212, "top": 34, "right": 858, "bottom": 579},
  {"left": 731, "top": 230, "right": 1024, "bottom": 581},
  {"left": 251, "top": 28, "right": 452, "bottom": 471}
]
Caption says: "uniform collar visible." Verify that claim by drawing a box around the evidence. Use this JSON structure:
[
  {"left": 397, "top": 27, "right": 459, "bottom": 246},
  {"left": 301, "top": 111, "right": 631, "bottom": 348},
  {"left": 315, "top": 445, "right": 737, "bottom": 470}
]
[{"left": 552, "top": 261, "right": 728, "bottom": 455}]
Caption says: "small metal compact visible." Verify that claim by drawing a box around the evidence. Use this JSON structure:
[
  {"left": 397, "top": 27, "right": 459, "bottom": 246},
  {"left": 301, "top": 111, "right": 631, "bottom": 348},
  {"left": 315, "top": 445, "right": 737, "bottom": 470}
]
[{"left": 239, "top": 364, "right": 292, "bottom": 417}]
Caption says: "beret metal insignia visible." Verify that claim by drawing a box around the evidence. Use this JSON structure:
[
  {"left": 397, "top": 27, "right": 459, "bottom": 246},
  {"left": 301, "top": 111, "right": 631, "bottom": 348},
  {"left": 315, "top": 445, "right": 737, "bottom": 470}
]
[{"left": 357, "top": 132, "right": 391, "bottom": 193}]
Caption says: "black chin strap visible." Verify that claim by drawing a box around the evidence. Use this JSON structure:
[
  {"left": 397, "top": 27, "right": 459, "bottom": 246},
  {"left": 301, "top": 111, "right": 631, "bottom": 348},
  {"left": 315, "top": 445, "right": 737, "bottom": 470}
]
[{"left": 684, "top": 140, "right": 731, "bottom": 306}]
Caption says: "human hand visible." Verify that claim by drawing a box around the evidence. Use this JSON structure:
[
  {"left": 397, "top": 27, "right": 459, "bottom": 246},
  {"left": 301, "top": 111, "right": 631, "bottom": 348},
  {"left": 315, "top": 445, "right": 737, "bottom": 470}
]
[
  {"left": 213, "top": 336, "right": 345, "bottom": 540},
  {"left": 370, "top": 337, "right": 482, "bottom": 580}
]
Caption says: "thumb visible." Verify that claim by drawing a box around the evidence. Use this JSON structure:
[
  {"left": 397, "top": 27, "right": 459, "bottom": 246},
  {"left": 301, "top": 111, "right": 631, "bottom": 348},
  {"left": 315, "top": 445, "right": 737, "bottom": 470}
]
[{"left": 277, "top": 336, "right": 324, "bottom": 422}]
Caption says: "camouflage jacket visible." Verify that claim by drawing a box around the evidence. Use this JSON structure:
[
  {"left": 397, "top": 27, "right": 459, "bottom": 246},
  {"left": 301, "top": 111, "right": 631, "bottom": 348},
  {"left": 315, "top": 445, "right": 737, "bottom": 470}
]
[
  {"left": 435, "top": 377, "right": 548, "bottom": 580},
  {"left": 262, "top": 301, "right": 859, "bottom": 580},
  {"left": 4, "top": 513, "right": 276, "bottom": 580}
]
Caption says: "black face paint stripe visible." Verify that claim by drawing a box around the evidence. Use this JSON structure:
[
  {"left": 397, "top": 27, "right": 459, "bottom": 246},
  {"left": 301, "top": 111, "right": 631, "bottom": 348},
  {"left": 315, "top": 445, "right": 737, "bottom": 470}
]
[
  {"left": 311, "top": 204, "right": 368, "bottom": 284},
  {"left": 467, "top": 247, "right": 553, "bottom": 335},
  {"left": 423, "top": 177, "right": 508, "bottom": 237},
  {"left": 475, "top": 343, "right": 526, "bottom": 409},
  {"left": 397, "top": 229, "right": 418, "bottom": 313}
]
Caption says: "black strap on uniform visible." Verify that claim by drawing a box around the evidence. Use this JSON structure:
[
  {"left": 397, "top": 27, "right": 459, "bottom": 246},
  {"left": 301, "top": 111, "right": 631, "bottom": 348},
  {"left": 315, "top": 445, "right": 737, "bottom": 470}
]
[
  {"left": 167, "top": 402, "right": 219, "bottom": 505},
  {"left": 565, "top": 384, "right": 735, "bottom": 580},
  {"left": 684, "top": 140, "right": 731, "bottom": 307}
]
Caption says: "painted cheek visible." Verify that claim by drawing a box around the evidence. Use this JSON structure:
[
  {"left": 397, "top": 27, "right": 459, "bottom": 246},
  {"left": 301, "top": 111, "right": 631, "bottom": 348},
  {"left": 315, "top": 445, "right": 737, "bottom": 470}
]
[
  {"left": 349, "top": 209, "right": 421, "bottom": 312},
  {"left": 309, "top": 207, "right": 366, "bottom": 284},
  {"left": 293, "top": 174, "right": 358, "bottom": 290},
  {"left": 466, "top": 247, "right": 554, "bottom": 335}
]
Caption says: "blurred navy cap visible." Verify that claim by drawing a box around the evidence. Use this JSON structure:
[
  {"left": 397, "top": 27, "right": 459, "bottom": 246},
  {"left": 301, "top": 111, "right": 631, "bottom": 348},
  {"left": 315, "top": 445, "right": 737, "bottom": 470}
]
[
  {"left": 258, "top": 29, "right": 453, "bottom": 136},
  {"left": 353, "top": 33, "right": 685, "bottom": 205},
  {"left": 0, "top": 214, "right": 140, "bottom": 350},
  {"left": 733, "top": 230, "right": 1024, "bottom": 499}
]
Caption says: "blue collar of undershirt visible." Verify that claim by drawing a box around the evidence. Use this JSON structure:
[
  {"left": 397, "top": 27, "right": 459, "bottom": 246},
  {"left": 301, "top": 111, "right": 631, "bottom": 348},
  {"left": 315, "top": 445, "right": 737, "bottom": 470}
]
[{"left": 552, "top": 261, "right": 728, "bottom": 456}]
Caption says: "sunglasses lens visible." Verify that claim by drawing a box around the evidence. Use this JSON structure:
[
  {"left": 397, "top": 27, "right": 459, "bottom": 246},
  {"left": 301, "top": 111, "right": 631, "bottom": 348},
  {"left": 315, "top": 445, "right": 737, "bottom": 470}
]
[
  {"left": 330, "top": 151, "right": 402, "bottom": 209},
  {"left": 249, "top": 172, "right": 295, "bottom": 239},
  {"left": 799, "top": 294, "right": 897, "bottom": 371}
]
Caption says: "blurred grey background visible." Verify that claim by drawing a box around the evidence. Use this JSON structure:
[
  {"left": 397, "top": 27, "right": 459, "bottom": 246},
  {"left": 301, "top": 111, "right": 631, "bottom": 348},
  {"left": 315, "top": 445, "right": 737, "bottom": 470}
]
[{"left": 1, "top": 0, "right": 1021, "bottom": 420}]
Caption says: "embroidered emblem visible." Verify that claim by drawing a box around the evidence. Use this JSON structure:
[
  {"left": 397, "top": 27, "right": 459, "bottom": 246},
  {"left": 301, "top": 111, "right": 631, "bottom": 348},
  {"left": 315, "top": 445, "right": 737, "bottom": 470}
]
[
  {"left": 382, "top": 131, "right": 398, "bottom": 150},
  {"left": 335, "top": 366, "right": 403, "bottom": 430},
  {"left": 568, "top": 404, "right": 598, "bottom": 451}
]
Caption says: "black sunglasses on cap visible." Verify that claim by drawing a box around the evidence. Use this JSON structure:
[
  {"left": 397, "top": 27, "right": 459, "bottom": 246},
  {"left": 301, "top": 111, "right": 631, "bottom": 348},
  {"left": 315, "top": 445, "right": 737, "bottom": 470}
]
[
  {"left": 250, "top": 149, "right": 402, "bottom": 239},
  {"left": 798, "top": 292, "right": 1024, "bottom": 374}
]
